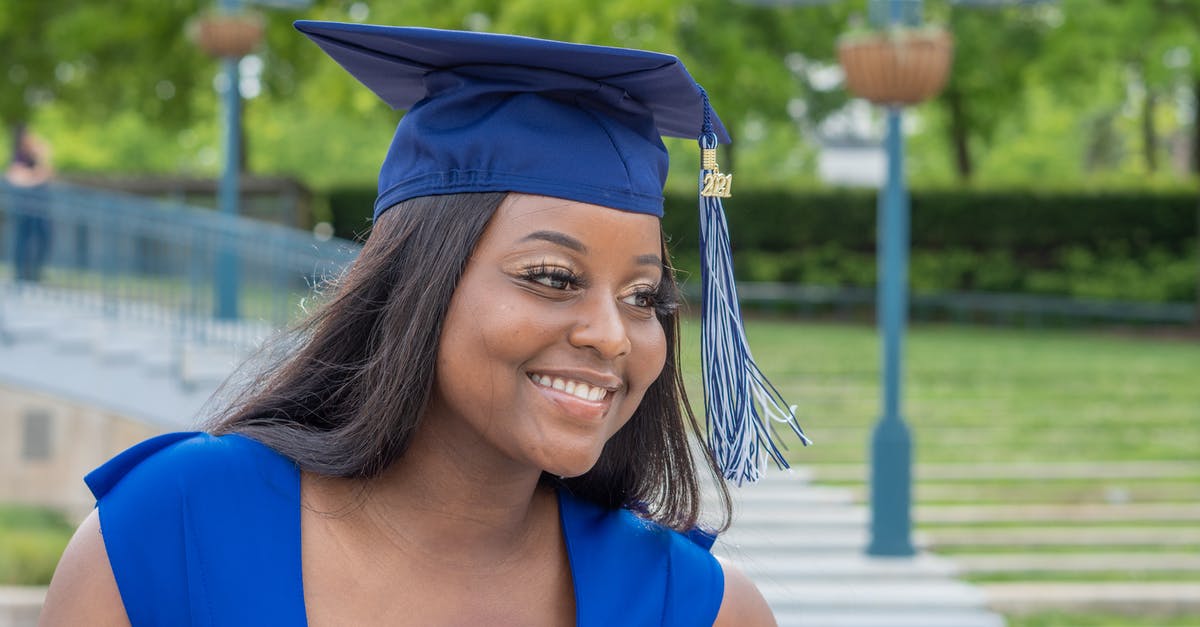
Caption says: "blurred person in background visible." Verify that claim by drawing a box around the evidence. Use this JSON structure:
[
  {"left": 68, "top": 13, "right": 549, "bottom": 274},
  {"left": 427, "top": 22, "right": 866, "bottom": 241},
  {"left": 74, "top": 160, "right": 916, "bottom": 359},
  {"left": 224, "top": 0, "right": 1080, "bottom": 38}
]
[{"left": 6, "top": 123, "right": 54, "bottom": 282}]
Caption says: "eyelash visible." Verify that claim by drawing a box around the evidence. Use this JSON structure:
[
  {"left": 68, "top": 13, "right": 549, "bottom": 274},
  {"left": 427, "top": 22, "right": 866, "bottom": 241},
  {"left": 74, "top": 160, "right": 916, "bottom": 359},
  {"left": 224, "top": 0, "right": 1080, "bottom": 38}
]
[
  {"left": 519, "top": 263, "right": 582, "bottom": 291},
  {"left": 518, "top": 263, "right": 678, "bottom": 316}
]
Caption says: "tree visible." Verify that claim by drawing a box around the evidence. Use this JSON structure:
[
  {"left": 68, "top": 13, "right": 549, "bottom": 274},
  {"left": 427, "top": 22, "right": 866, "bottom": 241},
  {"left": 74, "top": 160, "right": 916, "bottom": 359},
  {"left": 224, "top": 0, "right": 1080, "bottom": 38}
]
[
  {"left": 0, "top": 0, "right": 215, "bottom": 128},
  {"left": 924, "top": 2, "right": 1054, "bottom": 182}
]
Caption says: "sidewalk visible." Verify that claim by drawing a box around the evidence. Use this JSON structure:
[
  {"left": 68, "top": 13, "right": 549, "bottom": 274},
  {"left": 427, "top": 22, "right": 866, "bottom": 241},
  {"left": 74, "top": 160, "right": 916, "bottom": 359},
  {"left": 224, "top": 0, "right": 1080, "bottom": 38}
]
[{"left": 711, "top": 469, "right": 1006, "bottom": 627}]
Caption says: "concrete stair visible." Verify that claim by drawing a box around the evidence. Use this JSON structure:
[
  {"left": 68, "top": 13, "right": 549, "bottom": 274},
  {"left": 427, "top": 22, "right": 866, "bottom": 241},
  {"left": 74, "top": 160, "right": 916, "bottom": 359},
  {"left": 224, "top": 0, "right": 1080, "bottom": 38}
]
[
  {"left": 711, "top": 471, "right": 1007, "bottom": 627},
  {"left": 0, "top": 286, "right": 252, "bottom": 430}
]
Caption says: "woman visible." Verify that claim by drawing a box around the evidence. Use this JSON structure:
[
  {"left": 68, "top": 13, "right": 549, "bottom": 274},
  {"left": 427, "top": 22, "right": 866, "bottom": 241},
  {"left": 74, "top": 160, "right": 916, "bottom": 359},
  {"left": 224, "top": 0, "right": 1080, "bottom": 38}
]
[
  {"left": 40, "top": 21, "right": 806, "bottom": 626},
  {"left": 6, "top": 123, "right": 54, "bottom": 282}
]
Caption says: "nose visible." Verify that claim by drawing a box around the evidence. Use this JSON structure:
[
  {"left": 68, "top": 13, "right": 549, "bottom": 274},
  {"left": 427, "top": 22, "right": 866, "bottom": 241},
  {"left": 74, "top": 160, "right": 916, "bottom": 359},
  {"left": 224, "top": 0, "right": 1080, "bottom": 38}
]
[{"left": 568, "top": 294, "right": 632, "bottom": 360}]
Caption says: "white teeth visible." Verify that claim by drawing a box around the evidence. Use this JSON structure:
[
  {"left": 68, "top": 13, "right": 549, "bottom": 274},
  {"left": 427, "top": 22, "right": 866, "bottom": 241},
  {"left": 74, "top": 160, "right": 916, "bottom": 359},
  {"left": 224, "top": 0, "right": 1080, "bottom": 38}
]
[{"left": 531, "top": 374, "right": 608, "bottom": 402}]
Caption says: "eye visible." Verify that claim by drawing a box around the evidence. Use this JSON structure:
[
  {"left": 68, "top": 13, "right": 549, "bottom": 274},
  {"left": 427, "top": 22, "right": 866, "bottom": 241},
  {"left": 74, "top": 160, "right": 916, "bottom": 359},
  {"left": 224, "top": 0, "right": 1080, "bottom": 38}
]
[
  {"left": 623, "top": 282, "right": 679, "bottom": 317},
  {"left": 622, "top": 289, "right": 658, "bottom": 309},
  {"left": 519, "top": 263, "right": 581, "bottom": 291}
]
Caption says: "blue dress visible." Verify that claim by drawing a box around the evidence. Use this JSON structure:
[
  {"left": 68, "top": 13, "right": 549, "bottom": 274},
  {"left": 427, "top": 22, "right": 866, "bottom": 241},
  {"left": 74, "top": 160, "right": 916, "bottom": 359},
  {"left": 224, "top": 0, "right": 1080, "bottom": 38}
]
[{"left": 85, "top": 432, "right": 724, "bottom": 626}]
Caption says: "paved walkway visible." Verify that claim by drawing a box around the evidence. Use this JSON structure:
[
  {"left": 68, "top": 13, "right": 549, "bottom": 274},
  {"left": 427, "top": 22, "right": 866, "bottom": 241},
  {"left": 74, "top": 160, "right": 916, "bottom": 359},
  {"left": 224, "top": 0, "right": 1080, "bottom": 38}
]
[{"left": 710, "top": 470, "right": 1006, "bottom": 627}]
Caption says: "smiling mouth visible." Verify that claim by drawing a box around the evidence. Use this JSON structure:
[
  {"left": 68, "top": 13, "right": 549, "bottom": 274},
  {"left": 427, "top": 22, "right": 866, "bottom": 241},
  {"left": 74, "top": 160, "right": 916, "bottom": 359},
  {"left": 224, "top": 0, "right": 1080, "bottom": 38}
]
[{"left": 528, "top": 374, "right": 611, "bottom": 402}]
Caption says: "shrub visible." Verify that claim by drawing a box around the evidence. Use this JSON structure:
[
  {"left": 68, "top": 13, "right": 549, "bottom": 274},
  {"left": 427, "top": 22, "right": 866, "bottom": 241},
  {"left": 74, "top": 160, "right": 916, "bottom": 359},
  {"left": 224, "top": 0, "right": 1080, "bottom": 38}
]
[{"left": 0, "top": 505, "right": 74, "bottom": 586}]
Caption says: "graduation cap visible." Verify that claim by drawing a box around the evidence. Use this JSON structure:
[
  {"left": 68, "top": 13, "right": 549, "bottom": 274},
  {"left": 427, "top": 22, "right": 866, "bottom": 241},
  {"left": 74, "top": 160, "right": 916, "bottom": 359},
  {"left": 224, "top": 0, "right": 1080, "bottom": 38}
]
[{"left": 296, "top": 20, "right": 809, "bottom": 484}]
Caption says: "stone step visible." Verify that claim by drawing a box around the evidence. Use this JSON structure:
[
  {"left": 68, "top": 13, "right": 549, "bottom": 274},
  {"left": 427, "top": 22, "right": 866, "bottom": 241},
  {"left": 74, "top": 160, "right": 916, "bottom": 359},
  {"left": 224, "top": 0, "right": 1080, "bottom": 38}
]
[
  {"left": 982, "top": 582, "right": 1200, "bottom": 615},
  {"left": 179, "top": 343, "right": 247, "bottom": 387},
  {"left": 0, "top": 307, "right": 61, "bottom": 341},
  {"left": 758, "top": 580, "right": 988, "bottom": 612},
  {"left": 717, "top": 529, "right": 932, "bottom": 553},
  {"left": 718, "top": 485, "right": 857, "bottom": 507},
  {"left": 771, "top": 609, "right": 1006, "bottom": 627},
  {"left": 810, "top": 461, "right": 1200, "bottom": 482},
  {"left": 0, "top": 586, "right": 44, "bottom": 627},
  {"left": 715, "top": 552, "right": 959, "bottom": 579},
  {"left": 926, "top": 526, "right": 1200, "bottom": 548},
  {"left": 733, "top": 502, "right": 1200, "bottom": 526},
  {"left": 729, "top": 505, "right": 867, "bottom": 527},
  {"left": 867, "top": 482, "right": 1200, "bottom": 505},
  {"left": 956, "top": 552, "right": 1200, "bottom": 574}
]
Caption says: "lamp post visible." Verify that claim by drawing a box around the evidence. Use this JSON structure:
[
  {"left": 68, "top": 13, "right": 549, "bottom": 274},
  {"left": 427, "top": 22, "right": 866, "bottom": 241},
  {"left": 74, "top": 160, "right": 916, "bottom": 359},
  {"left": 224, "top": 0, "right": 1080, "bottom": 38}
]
[
  {"left": 193, "top": 1, "right": 263, "bottom": 320},
  {"left": 743, "top": 0, "right": 1051, "bottom": 555},
  {"left": 837, "top": 0, "right": 952, "bottom": 557},
  {"left": 192, "top": 0, "right": 309, "bottom": 320},
  {"left": 215, "top": 0, "right": 247, "bottom": 320}
]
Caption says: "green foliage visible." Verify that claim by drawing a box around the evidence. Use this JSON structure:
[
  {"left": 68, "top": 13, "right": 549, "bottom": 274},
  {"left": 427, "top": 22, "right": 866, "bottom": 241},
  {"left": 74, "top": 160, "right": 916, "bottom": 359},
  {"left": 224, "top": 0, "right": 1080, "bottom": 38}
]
[
  {"left": 5, "top": 0, "right": 1200, "bottom": 191},
  {"left": 327, "top": 184, "right": 1197, "bottom": 303},
  {"left": 0, "top": 505, "right": 74, "bottom": 586},
  {"left": 1006, "top": 612, "right": 1200, "bottom": 627},
  {"left": 661, "top": 186, "right": 1196, "bottom": 256},
  {"left": 725, "top": 244, "right": 1197, "bottom": 303}
]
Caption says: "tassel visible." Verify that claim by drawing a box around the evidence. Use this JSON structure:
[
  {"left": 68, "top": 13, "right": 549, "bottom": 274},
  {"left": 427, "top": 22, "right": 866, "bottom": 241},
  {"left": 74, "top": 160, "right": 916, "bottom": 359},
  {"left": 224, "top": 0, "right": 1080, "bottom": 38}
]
[{"left": 696, "top": 102, "right": 811, "bottom": 485}]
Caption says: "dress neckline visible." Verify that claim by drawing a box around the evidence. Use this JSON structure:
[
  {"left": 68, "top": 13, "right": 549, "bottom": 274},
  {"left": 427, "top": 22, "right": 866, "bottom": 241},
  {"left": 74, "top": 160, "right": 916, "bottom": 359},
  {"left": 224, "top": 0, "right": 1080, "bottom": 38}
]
[{"left": 294, "top": 474, "right": 584, "bottom": 626}]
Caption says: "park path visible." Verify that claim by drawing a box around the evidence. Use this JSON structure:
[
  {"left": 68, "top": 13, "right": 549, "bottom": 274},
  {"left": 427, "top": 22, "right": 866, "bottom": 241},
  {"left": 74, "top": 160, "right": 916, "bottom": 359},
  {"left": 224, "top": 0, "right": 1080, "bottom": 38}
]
[
  {"left": 715, "top": 459, "right": 1200, "bottom": 625},
  {"left": 709, "top": 468, "right": 1007, "bottom": 627}
]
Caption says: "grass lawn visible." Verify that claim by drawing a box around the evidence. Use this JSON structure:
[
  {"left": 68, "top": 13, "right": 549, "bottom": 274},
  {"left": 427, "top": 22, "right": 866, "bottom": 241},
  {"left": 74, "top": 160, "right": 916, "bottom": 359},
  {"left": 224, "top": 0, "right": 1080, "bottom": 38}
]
[
  {"left": 0, "top": 505, "right": 74, "bottom": 586},
  {"left": 1007, "top": 613, "right": 1200, "bottom": 627},
  {"left": 678, "top": 318, "right": 1200, "bottom": 466},
  {"left": 680, "top": 317, "right": 1200, "bottom": 625}
]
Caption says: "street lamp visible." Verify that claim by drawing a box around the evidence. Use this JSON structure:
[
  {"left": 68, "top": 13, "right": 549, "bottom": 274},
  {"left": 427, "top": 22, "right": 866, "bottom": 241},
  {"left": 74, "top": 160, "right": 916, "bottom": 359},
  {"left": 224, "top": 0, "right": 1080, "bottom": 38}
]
[
  {"left": 837, "top": 0, "right": 953, "bottom": 557},
  {"left": 192, "top": 0, "right": 310, "bottom": 320},
  {"left": 741, "top": 0, "right": 1053, "bottom": 557}
]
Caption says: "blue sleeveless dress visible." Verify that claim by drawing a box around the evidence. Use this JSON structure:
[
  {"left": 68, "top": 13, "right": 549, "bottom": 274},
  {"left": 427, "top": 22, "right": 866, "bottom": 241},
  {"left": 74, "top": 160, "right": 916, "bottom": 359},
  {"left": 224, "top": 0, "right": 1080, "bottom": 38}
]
[{"left": 85, "top": 432, "right": 724, "bottom": 626}]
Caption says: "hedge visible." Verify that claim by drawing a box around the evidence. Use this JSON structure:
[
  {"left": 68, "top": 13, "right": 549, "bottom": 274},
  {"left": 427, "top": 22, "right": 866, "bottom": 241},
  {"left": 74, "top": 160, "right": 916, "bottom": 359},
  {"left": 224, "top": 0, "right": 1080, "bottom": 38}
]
[
  {"left": 329, "top": 186, "right": 1197, "bottom": 253},
  {"left": 659, "top": 188, "right": 1197, "bottom": 256},
  {"left": 325, "top": 186, "right": 1198, "bottom": 303}
]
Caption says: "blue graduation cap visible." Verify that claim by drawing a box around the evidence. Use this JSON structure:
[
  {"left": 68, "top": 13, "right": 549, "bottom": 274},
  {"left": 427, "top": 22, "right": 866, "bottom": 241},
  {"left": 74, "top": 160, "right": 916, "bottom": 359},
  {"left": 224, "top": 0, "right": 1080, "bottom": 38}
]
[{"left": 296, "top": 20, "right": 810, "bottom": 483}]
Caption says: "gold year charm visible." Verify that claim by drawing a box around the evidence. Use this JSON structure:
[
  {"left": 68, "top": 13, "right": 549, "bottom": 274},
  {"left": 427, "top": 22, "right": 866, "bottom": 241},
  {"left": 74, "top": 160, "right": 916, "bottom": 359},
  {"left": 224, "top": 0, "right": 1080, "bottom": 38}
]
[{"left": 700, "top": 146, "right": 732, "bottom": 198}]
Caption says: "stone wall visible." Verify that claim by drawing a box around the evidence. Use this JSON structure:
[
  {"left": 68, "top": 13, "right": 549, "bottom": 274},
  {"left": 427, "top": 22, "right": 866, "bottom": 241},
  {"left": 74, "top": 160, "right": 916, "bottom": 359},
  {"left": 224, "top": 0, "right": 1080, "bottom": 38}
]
[{"left": 0, "top": 383, "right": 163, "bottom": 522}]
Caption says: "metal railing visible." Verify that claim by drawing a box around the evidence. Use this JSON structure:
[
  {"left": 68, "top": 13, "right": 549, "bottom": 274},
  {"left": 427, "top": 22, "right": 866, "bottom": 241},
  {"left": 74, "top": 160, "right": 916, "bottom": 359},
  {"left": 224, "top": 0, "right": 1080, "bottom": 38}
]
[
  {"left": 683, "top": 282, "right": 1196, "bottom": 326},
  {"left": 0, "top": 180, "right": 361, "bottom": 351}
]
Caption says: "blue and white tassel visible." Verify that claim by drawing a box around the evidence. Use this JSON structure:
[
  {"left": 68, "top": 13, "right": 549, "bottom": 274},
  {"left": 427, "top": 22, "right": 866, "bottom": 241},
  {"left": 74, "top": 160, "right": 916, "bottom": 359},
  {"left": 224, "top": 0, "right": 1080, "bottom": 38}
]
[{"left": 697, "top": 100, "right": 811, "bottom": 485}]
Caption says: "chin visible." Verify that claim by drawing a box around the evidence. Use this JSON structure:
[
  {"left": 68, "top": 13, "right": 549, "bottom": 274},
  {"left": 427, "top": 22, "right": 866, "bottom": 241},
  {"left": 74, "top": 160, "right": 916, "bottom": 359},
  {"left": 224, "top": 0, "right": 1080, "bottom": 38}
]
[{"left": 536, "top": 445, "right": 607, "bottom": 479}]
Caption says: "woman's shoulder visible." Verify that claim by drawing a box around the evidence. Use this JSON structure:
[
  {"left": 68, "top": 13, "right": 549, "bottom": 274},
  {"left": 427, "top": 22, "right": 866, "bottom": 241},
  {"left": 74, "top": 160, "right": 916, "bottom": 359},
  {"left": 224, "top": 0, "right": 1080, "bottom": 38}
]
[
  {"left": 83, "top": 431, "right": 305, "bottom": 625},
  {"left": 86, "top": 431, "right": 293, "bottom": 503}
]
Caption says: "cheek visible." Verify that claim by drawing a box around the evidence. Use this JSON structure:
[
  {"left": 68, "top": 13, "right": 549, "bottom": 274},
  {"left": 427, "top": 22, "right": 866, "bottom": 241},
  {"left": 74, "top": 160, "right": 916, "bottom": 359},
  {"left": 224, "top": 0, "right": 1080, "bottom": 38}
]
[{"left": 629, "top": 320, "right": 669, "bottom": 393}]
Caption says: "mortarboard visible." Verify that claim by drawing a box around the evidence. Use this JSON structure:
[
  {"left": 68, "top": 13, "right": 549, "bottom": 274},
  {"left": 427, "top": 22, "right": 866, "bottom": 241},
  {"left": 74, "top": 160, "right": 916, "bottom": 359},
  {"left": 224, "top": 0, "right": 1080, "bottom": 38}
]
[{"left": 296, "top": 20, "right": 810, "bottom": 484}]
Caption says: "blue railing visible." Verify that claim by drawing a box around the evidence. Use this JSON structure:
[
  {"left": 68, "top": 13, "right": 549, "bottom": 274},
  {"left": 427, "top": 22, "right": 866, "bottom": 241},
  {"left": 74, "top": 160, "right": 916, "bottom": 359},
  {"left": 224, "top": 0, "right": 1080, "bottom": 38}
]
[{"left": 0, "top": 180, "right": 361, "bottom": 350}]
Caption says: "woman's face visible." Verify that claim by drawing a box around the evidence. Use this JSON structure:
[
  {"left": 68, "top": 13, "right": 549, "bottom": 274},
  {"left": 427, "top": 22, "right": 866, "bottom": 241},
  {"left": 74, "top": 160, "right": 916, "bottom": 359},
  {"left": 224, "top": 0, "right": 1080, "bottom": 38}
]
[{"left": 427, "top": 193, "right": 669, "bottom": 478}]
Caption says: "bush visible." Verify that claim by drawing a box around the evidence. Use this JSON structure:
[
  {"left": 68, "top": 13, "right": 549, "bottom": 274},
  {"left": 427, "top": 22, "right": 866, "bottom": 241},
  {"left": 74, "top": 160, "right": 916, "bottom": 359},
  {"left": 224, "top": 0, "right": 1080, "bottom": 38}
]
[
  {"left": 0, "top": 505, "right": 74, "bottom": 586},
  {"left": 325, "top": 185, "right": 1198, "bottom": 303}
]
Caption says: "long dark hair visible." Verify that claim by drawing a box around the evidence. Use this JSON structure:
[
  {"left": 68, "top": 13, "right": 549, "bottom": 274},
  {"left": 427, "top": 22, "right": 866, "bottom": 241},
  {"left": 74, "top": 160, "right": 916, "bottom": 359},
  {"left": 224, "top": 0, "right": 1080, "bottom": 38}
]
[
  {"left": 10, "top": 123, "right": 34, "bottom": 167},
  {"left": 208, "top": 192, "right": 731, "bottom": 532}
]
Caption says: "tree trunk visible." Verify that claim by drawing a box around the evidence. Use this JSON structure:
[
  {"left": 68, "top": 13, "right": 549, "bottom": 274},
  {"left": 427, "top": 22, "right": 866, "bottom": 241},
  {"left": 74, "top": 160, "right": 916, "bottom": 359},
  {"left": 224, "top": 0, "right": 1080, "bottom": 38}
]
[
  {"left": 1192, "top": 77, "right": 1200, "bottom": 175},
  {"left": 239, "top": 109, "right": 249, "bottom": 174},
  {"left": 1193, "top": 80, "right": 1200, "bottom": 325},
  {"left": 1195, "top": 192, "right": 1200, "bottom": 326},
  {"left": 1142, "top": 91, "right": 1158, "bottom": 173},
  {"left": 945, "top": 87, "right": 973, "bottom": 181}
]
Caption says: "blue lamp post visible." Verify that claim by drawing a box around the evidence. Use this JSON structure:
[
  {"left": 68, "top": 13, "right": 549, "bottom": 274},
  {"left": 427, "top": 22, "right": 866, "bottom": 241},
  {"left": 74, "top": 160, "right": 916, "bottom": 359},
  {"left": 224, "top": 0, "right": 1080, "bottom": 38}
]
[
  {"left": 215, "top": 0, "right": 247, "bottom": 321},
  {"left": 194, "top": 0, "right": 311, "bottom": 320},
  {"left": 742, "top": 0, "right": 1050, "bottom": 558},
  {"left": 193, "top": 1, "right": 262, "bottom": 320},
  {"left": 837, "top": 0, "right": 953, "bottom": 556}
]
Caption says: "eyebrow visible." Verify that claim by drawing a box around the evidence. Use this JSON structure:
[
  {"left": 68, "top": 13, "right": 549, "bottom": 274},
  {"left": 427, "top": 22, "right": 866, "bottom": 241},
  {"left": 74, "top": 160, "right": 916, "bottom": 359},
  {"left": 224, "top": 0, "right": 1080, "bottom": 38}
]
[
  {"left": 521, "top": 230, "right": 586, "bottom": 253},
  {"left": 519, "top": 230, "right": 663, "bottom": 267}
]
